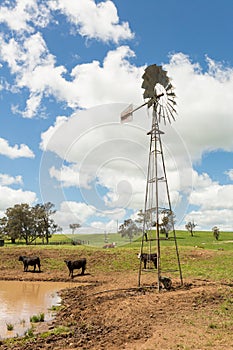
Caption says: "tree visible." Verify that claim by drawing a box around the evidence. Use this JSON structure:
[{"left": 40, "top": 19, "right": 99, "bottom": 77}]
[
  {"left": 33, "top": 202, "right": 60, "bottom": 244},
  {"left": 1, "top": 204, "right": 33, "bottom": 244},
  {"left": 135, "top": 209, "right": 150, "bottom": 230},
  {"left": 0, "top": 202, "right": 59, "bottom": 244},
  {"left": 212, "top": 226, "right": 220, "bottom": 240},
  {"left": 118, "top": 219, "right": 140, "bottom": 243},
  {"left": 159, "top": 209, "right": 175, "bottom": 239},
  {"left": 185, "top": 221, "right": 197, "bottom": 237},
  {"left": 69, "top": 223, "right": 81, "bottom": 234}
]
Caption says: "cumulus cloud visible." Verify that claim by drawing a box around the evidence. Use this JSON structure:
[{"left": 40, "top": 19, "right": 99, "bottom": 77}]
[
  {"left": 0, "top": 186, "right": 37, "bottom": 214},
  {"left": 225, "top": 169, "right": 233, "bottom": 181},
  {"left": 52, "top": 199, "right": 126, "bottom": 233},
  {"left": 39, "top": 52, "right": 233, "bottom": 230},
  {"left": 0, "top": 174, "right": 23, "bottom": 186},
  {"left": 90, "top": 219, "right": 118, "bottom": 233},
  {"left": 0, "top": 0, "right": 134, "bottom": 117},
  {"left": 0, "top": 137, "right": 34, "bottom": 159},
  {"left": 189, "top": 169, "right": 233, "bottom": 212},
  {"left": 184, "top": 209, "right": 233, "bottom": 231},
  {"left": 0, "top": 30, "right": 140, "bottom": 117},
  {"left": 165, "top": 53, "right": 233, "bottom": 160},
  {"left": 53, "top": 200, "right": 97, "bottom": 227},
  {"left": 39, "top": 104, "right": 192, "bottom": 230},
  {"left": 0, "top": 0, "right": 133, "bottom": 43},
  {"left": 182, "top": 170, "right": 233, "bottom": 230},
  {"left": 0, "top": 0, "right": 51, "bottom": 33},
  {"left": 49, "top": 165, "right": 91, "bottom": 189},
  {"left": 49, "top": 0, "right": 134, "bottom": 43},
  {"left": 70, "top": 46, "right": 143, "bottom": 108}
]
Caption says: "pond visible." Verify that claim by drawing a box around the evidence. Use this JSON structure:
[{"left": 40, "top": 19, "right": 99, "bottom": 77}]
[{"left": 0, "top": 280, "right": 77, "bottom": 339}]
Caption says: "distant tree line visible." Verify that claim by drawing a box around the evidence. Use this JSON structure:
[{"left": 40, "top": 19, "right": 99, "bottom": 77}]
[{"left": 0, "top": 202, "right": 61, "bottom": 245}]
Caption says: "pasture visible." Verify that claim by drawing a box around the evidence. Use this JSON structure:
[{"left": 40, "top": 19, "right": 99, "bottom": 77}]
[{"left": 0, "top": 230, "right": 232, "bottom": 350}]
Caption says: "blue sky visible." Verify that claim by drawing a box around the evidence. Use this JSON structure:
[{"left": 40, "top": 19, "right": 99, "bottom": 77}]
[{"left": 1, "top": 0, "right": 233, "bottom": 234}]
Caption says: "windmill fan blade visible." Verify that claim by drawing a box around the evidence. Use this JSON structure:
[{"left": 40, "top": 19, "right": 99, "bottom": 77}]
[
  {"left": 167, "top": 98, "right": 177, "bottom": 108},
  {"left": 167, "top": 91, "right": 176, "bottom": 97},
  {"left": 157, "top": 104, "right": 162, "bottom": 123},
  {"left": 164, "top": 106, "right": 172, "bottom": 123},
  {"left": 166, "top": 103, "right": 176, "bottom": 121},
  {"left": 165, "top": 83, "right": 173, "bottom": 91},
  {"left": 141, "top": 63, "right": 177, "bottom": 124},
  {"left": 167, "top": 100, "right": 177, "bottom": 114}
]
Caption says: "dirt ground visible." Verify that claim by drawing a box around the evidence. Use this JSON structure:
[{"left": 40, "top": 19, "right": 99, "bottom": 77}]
[{"left": 0, "top": 248, "right": 233, "bottom": 350}]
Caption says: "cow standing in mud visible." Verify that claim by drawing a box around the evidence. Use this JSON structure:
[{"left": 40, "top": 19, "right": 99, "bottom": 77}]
[
  {"left": 64, "top": 258, "right": 86, "bottom": 278},
  {"left": 19, "top": 255, "right": 41, "bottom": 272}
]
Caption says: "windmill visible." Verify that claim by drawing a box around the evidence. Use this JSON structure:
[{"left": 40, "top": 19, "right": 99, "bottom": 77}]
[{"left": 121, "top": 64, "right": 183, "bottom": 291}]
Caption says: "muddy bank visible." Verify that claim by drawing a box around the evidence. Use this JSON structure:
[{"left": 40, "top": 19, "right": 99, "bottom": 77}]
[{"left": 0, "top": 248, "right": 232, "bottom": 349}]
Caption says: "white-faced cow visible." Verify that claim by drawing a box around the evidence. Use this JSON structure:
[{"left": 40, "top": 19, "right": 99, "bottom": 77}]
[{"left": 138, "top": 252, "right": 157, "bottom": 269}]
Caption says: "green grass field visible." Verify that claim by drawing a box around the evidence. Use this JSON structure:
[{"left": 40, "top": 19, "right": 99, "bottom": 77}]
[
  {"left": 59, "top": 229, "right": 233, "bottom": 282},
  {"left": 2, "top": 230, "right": 232, "bottom": 283},
  {"left": 49, "top": 229, "right": 233, "bottom": 249}
]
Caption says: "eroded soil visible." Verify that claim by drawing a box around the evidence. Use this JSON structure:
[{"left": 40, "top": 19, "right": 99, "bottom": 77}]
[{"left": 0, "top": 247, "right": 232, "bottom": 350}]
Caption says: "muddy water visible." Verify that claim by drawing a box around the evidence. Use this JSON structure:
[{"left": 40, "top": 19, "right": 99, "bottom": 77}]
[{"left": 0, "top": 280, "right": 76, "bottom": 339}]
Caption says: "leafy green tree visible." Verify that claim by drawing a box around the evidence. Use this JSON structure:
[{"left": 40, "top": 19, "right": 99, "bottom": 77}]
[
  {"left": 118, "top": 219, "right": 140, "bottom": 243},
  {"left": 33, "top": 202, "right": 59, "bottom": 244},
  {"left": 185, "top": 221, "right": 197, "bottom": 237},
  {"left": 159, "top": 209, "right": 175, "bottom": 239},
  {"left": 0, "top": 204, "right": 32, "bottom": 244},
  {"left": 0, "top": 202, "right": 59, "bottom": 244},
  {"left": 0, "top": 216, "right": 10, "bottom": 240}
]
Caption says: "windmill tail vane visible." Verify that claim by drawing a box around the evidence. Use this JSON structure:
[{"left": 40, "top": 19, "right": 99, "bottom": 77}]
[{"left": 120, "top": 92, "right": 165, "bottom": 124}]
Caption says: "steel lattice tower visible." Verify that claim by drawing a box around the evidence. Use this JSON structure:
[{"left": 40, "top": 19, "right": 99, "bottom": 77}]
[{"left": 121, "top": 64, "right": 183, "bottom": 291}]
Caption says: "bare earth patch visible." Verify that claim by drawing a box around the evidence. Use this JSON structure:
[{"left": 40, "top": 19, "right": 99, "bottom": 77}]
[{"left": 0, "top": 248, "right": 232, "bottom": 350}]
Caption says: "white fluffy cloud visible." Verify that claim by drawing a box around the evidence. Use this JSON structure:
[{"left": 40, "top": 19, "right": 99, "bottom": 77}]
[
  {"left": 183, "top": 170, "right": 233, "bottom": 230},
  {"left": 49, "top": 165, "right": 91, "bottom": 189},
  {"left": 0, "top": 34, "right": 140, "bottom": 117},
  {"left": 39, "top": 103, "right": 192, "bottom": 230},
  {"left": 0, "top": 0, "right": 134, "bottom": 118},
  {"left": 0, "top": 0, "right": 51, "bottom": 32},
  {"left": 53, "top": 200, "right": 126, "bottom": 233},
  {"left": 0, "top": 0, "right": 132, "bottom": 43},
  {"left": 53, "top": 201, "right": 96, "bottom": 227},
  {"left": 49, "top": 0, "right": 134, "bottom": 43},
  {"left": 0, "top": 174, "right": 23, "bottom": 186},
  {"left": 39, "top": 52, "right": 233, "bottom": 230},
  {"left": 0, "top": 137, "right": 34, "bottom": 159},
  {"left": 189, "top": 171, "right": 233, "bottom": 210},
  {"left": 166, "top": 53, "right": 233, "bottom": 160},
  {"left": 184, "top": 209, "right": 233, "bottom": 231},
  {"left": 225, "top": 169, "right": 233, "bottom": 180},
  {"left": 0, "top": 186, "right": 37, "bottom": 213}
]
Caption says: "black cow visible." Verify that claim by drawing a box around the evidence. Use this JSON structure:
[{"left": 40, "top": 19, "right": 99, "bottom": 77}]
[
  {"left": 138, "top": 253, "right": 157, "bottom": 269},
  {"left": 64, "top": 258, "right": 86, "bottom": 278},
  {"left": 19, "top": 255, "right": 41, "bottom": 272},
  {"left": 159, "top": 276, "right": 172, "bottom": 290}
]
